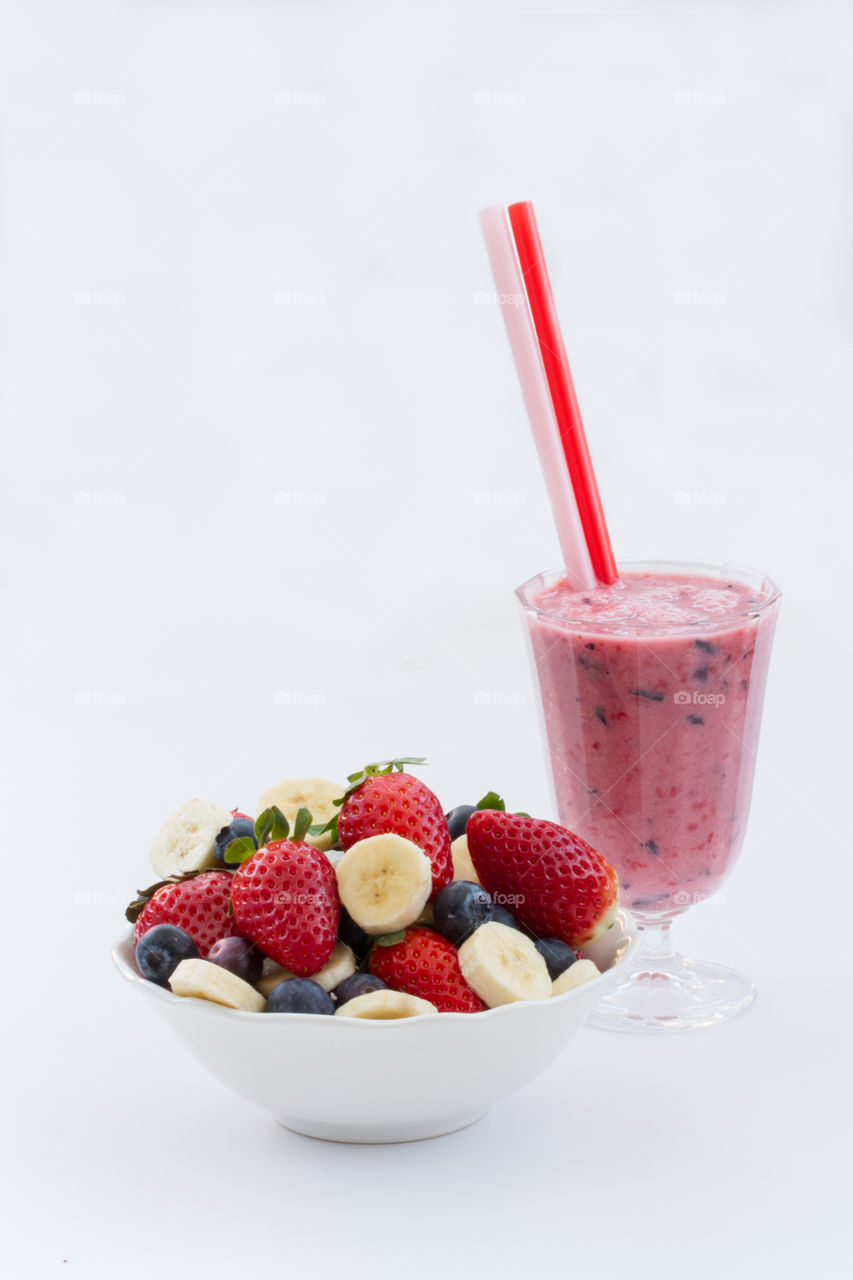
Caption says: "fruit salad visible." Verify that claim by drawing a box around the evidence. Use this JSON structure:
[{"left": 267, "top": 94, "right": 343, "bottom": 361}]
[{"left": 127, "top": 760, "right": 618, "bottom": 1018}]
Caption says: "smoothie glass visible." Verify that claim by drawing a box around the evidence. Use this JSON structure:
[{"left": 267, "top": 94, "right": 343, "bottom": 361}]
[{"left": 517, "top": 560, "right": 780, "bottom": 1033}]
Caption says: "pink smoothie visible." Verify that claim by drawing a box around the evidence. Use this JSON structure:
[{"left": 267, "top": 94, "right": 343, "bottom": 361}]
[{"left": 522, "top": 569, "right": 779, "bottom": 919}]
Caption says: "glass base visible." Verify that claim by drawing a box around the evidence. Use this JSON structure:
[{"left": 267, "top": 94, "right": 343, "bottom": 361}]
[{"left": 587, "top": 921, "right": 756, "bottom": 1033}]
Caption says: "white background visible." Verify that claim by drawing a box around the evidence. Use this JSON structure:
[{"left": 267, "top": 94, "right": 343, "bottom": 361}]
[{"left": 2, "top": 1, "right": 849, "bottom": 1275}]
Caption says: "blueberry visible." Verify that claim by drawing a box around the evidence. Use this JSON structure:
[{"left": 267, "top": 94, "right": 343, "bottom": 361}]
[
  {"left": 629, "top": 688, "right": 664, "bottom": 702},
  {"left": 214, "top": 817, "right": 258, "bottom": 864},
  {"left": 136, "top": 924, "right": 197, "bottom": 987},
  {"left": 434, "top": 880, "right": 494, "bottom": 946},
  {"left": 534, "top": 937, "right": 577, "bottom": 981},
  {"left": 445, "top": 804, "right": 478, "bottom": 841},
  {"left": 207, "top": 936, "right": 263, "bottom": 985},
  {"left": 333, "top": 972, "right": 387, "bottom": 1005},
  {"left": 337, "top": 906, "right": 372, "bottom": 959},
  {"left": 266, "top": 978, "right": 335, "bottom": 1015}
]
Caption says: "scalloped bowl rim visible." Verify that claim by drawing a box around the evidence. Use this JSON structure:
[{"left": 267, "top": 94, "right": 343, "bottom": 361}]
[{"left": 112, "top": 908, "right": 638, "bottom": 1025}]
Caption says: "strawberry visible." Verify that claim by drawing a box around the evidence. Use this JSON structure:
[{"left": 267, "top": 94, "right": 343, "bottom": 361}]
[
  {"left": 466, "top": 811, "right": 619, "bottom": 948},
  {"left": 130, "top": 871, "right": 240, "bottom": 957},
  {"left": 230, "top": 840, "right": 339, "bottom": 976},
  {"left": 369, "top": 926, "right": 486, "bottom": 1013},
  {"left": 335, "top": 761, "right": 452, "bottom": 897}
]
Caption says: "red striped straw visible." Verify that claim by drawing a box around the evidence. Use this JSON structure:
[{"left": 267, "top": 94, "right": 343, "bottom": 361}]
[
  {"left": 479, "top": 207, "right": 596, "bottom": 591},
  {"left": 508, "top": 201, "right": 618, "bottom": 584}
]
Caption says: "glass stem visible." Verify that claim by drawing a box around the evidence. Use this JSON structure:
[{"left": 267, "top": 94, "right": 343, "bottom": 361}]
[{"left": 636, "top": 919, "right": 676, "bottom": 963}]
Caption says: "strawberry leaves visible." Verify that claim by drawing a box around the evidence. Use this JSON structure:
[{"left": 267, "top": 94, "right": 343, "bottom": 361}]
[
  {"left": 373, "top": 930, "right": 406, "bottom": 947},
  {"left": 224, "top": 804, "right": 316, "bottom": 864},
  {"left": 291, "top": 806, "right": 312, "bottom": 843},
  {"left": 476, "top": 791, "right": 506, "bottom": 812},
  {"left": 254, "top": 805, "right": 290, "bottom": 847},
  {"left": 343, "top": 758, "right": 428, "bottom": 792},
  {"left": 222, "top": 837, "right": 256, "bottom": 865},
  {"left": 125, "top": 869, "right": 205, "bottom": 923},
  {"left": 313, "top": 757, "right": 428, "bottom": 843}
]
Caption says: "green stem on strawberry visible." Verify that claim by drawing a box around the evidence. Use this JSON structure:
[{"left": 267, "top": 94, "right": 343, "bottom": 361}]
[
  {"left": 475, "top": 791, "right": 506, "bottom": 812},
  {"left": 255, "top": 804, "right": 291, "bottom": 847},
  {"left": 125, "top": 870, "right": 206, "bottom": 923},
  {"left": 311, "top": 756, "right": 429, "bottom": 845},
  {"left": 224, "top": 803, "right": 317, "bottom": 865},
  {"left": 223, "top": 837, "right": 257, "bottom": 865},
  {"left": 291, "top": 806, "right": 312, "bottom": 843}
]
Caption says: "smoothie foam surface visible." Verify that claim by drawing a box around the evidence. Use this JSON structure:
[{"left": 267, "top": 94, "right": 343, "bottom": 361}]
[{"left": 533, "top": 572, "right": 769, "bottom": 631}]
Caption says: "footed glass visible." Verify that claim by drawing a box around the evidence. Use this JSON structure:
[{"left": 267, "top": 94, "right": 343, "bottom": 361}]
[{"left": 517, "top": 561, "right": 780, "bottom": 1033}]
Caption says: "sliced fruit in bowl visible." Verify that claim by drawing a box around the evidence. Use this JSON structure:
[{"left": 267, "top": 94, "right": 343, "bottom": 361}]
[
  {"left": 255, "top": 777, "right": 343, "bottom": 852},
  {"left": 229, "top": 836, "right": 339, "bottom": 975},
  {"left": 335, "top": 760, "right": 453, "bottom": 897},
  {"left": 148, "top": 798, "right": 232, "bottom": 877},
  {"left": 128, "top": 871, "right": 241, "bottom": 957},
  {"left": 116, "top": 758, "right": 635, "bottom": 1140},
  {"left": 335, "top": 834, "right": 433, "bottom": 935},
  {"left": 466, "top": 809, "right": 620, "bottom": 948},
  {"left": 368, "top": 927, "right": 486, "bottom": 1013}
]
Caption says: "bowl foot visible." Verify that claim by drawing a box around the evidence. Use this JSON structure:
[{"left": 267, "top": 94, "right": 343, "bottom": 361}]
[{"left": 276, "top": 1112, "right": 486, "bottom": 1144}]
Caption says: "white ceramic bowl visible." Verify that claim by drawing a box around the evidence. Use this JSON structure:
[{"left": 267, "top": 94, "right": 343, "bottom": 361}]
[{"left": 113, "top": 910, "right": 637, "bottom": 1143}]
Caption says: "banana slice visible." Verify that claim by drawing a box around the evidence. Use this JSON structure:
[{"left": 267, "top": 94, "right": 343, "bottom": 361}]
[
  {"left": 551, "top": 958, "right": 600, "bottom": 996},
  {"left": 257, "top": 942, "right": 355, "bottom": 995},
  {"left": 257, "top": 964, "right": 296, "bottom": 998},
  {"left": 149, "top": 798, "right": 232, "bottom": 877},
  {"left": 451, "top": 834, "right": 480, "bottom": 885},
  {"left": 309, "top": 942, "right": 356, "bottom": 992},
  {"left": 458, "top": 921, "right": 551, "bottom": 1007},
  {"left": 170, "top": 958, "right": 266, "bottom": 1012},
  {"left": 335, "top": 990, "right": 437, "bottom": 1019},
  {"left": 335, "top": 834, "right": 432, "bottom": 935},
  {"left": 256, "top": 777, "right": 343, "bottom": 851}
]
